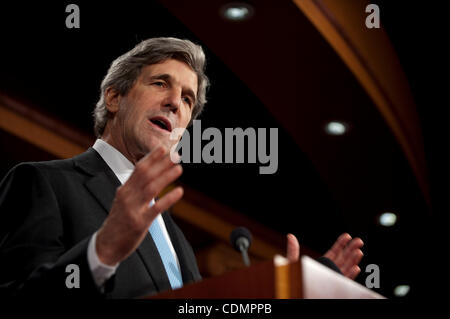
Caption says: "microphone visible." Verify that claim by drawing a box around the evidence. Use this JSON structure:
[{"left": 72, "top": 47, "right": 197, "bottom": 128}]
[{"left": 230, "top": 227, "right": 252, "bottom": 267}]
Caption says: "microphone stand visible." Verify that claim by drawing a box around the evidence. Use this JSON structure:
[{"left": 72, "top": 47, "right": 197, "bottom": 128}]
[{"left": 237, "top": 238, "right": 251, "bottom": 267}]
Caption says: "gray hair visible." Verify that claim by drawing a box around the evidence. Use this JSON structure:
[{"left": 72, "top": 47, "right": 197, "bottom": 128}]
[{"left": 93, "top": 37, "right": 210, "bottom": 137}]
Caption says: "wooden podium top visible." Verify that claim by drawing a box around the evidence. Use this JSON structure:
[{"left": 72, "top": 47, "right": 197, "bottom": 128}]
[
  {"left": 144, "top": 255, "right": 384, "bottom": 299},
  {"left": 146, "top": 257, "right": 301, "bottom": 299}
]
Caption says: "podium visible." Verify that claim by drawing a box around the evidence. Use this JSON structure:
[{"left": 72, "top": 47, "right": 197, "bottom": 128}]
[{"left": 144, "top": 255, "right": 385, "bottom": 299}]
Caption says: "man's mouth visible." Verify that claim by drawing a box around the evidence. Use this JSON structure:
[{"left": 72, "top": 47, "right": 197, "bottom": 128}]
[{"left": 149, "top": 116, "right": 172, "bottom": 132}]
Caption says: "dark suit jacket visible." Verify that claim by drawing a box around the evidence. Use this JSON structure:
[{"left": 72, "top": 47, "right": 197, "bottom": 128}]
[{"left": 0, "top": 148, "right": 201, "bottom": 298}]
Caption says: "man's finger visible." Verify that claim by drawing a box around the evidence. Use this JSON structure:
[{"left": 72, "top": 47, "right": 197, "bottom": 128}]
[
  {"left": 143, "top": 149, "right": 181, "bottom": 176},
  {"left": 286, "top": 233, "right": 300, "bottom": 262},
  {"left": 132, "top": 149, "right": 180, "bottom": 188},
  {"left": 342, "top": 238, "right": 364, "bottom": 260},
  {"left": 324, "top": 233, "right": 352, "bottom": 262},
  {"left": 145, "top": 186, "right": 184, "bottom": 222},
  {"left": 126, "top": 146, "right": 166, "bottom": 185},
  {"left": 345, "top": 265, "right": 361, "bottom": 280},
  {"left": 140, "top": 145, "right": 167, "bottom": 166},
  {"left": 342, "top": 249, "right": 364, "bottom": 275},
  {"left": 140, "top": 164, "right": 183, "bottom": 203}
]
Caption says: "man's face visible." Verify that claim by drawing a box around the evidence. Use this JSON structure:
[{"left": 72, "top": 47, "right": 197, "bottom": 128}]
[{"left": 106, "top": 59, "right": 198, "bottom": 163}]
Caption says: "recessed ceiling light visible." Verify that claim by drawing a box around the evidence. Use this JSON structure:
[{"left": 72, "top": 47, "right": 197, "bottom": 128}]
[
  {"left": 378, "top": 212, "right": 397, "bottom": 227},
  {"left": 325, "top": 121, "right": 348, "bottom": 135},
  {"left": 220, "top": 3, "right": 254, "bottom": 21},
  {"left": 393, "top": 285, "right": 410, "bottom": 297}
]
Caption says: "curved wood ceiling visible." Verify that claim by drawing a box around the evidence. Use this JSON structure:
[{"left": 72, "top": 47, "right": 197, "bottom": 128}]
[{"left": 294, "top": 0, "right": 429, "bottom": 204}]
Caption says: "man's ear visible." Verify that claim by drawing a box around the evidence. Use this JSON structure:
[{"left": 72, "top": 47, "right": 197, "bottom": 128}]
[{"left": 105, "top": 87, "right": 121, "bottom": 114}]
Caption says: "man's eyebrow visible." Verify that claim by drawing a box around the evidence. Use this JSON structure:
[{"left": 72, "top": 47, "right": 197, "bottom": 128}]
[
  {"left": 149, "top": 73, "right": 171, "bottom": 82},
  {"left": 149, "top": 73, "right": 197, "bottom": 103}
]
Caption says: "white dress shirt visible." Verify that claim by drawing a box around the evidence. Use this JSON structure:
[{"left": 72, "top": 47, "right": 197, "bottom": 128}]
[{"left": 87, "top": 139, "right": 180, "bottom": 287}]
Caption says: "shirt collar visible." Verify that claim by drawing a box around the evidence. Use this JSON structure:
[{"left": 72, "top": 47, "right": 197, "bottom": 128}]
[{"left": 92, "top": 139, "right": 134, "bottom": 184}]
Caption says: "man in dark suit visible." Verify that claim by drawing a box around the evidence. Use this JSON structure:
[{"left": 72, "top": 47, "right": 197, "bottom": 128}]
[{"left": 0, "top": 37, "right": 364, "bottom": 299}]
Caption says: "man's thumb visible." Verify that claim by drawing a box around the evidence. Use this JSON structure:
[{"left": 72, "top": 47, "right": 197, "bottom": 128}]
[{"left": 286, "top": 233, "right": 300, "bottom": 262}]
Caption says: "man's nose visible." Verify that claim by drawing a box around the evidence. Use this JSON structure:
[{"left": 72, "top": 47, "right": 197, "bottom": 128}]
[{"left": 163, "top": 88, "right": 182, "bottom": 113}]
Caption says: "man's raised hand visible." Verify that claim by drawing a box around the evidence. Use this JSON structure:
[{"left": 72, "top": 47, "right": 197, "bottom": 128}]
[
  {"left": 323, "top": 233, "right": 364, "bottom": 279},
  {"left": 96, "top": 146, "right": 183, "bottom": 266},
  {"left": 286, "top": 232, "right": 364, "bottom": 280}
]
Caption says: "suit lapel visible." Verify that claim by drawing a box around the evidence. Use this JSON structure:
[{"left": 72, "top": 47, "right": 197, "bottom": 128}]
[
  {"left": 162, "top": 212, "right": 196, "bottom": 285},
  {"left": 85, "top": 171, "right": 119, "bottom": 214},
  {"left": 73, "top": 148, "right": 121, "bottom": 214},
  {"left": 73, "top": 148, "right": 172, "bottom": 292},
  {"left": 136, "top": 233, "right": 172, "bottom": 292}
]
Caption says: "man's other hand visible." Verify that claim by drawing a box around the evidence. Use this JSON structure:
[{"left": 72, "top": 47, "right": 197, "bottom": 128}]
[{"left": 286, "top": 233, "right": 364, "bottom": 280}]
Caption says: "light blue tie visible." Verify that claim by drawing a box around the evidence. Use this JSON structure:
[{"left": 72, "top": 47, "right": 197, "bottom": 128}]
[{"left": 149, "top": 219, "right": 183, "bottom": 289}]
